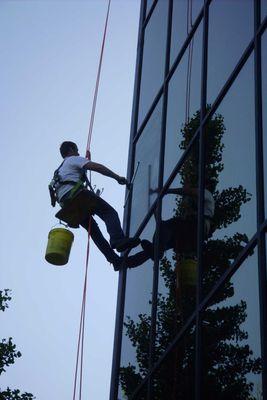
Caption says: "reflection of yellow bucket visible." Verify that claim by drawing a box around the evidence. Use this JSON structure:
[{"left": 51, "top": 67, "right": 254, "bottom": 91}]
[
  {"left": 45, "top": 228, "right": 74, "bottom": 266},
  {"left": 180, "top": 259, "right": 197, "bottom": 286}
]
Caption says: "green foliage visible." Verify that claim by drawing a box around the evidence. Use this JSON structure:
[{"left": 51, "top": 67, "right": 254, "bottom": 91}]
[
  {"left": 0, "top": 389, "right": 34, "bottom": 400},
  {"left": 119, "top": 110, "right": 262, "bottom": 399},
  {"left": 0, "top": 338, "right": 22, "bottom": 375},
  {"left": 0, "top": 290, "right": 11, "bottom": 312},
  {"left": 0, "top": 292, "right": 34, "bottom": 399}
]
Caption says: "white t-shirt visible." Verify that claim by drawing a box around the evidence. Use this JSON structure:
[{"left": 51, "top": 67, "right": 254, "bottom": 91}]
[{"left": 54, "top": 156, "right": 90, "bottom": 201}]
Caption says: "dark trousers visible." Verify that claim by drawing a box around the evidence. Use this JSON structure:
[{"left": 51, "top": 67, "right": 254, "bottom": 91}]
[
  {"left": 80, "top": 191, "right": 125, "bottom": 262},
  {"left": 80, "top": 217, "right": 119, "bottom": 262}
]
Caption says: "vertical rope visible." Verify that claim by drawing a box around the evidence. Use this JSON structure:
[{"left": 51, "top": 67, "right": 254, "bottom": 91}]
[
  {"left": 72, "top": 1, "right": 111, "bottom": 399},
  {"left": 86, "top": 0, "right": 112, "bottom": 158}
]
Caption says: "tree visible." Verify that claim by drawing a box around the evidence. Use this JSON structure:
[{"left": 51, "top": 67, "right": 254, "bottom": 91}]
[
  {"left": 119, "top": 109, "right": 262, "bottom": 399},
  {"left": 0, "top": 290, "right": 34, "bottom": 400}
]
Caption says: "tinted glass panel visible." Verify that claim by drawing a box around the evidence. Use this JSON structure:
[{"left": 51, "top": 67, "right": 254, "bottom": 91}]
[
  {"left": 164, "top": 23, "right": 202, "bottom": 183},
  {"left": 138, "top": 0, "right": 168, "bottom": 127},
  {"left": 119, "top": 218, "right": 155, "bottom": 399},
  {"left": 203, "top": 55, "right": 256, "bottom": 296},
  {"left": 152, "top": 323, "right": 196, "bottom": 400},
  {"left": 262, "top": 0, "right": 267, "bottom": 20},
  {"left": 156, "top": 144, "right": 199, "bottom": 360},
  {"left": 130, "top": 98, "right": 162, "bottom": 235},
  {"left": 146, "top": 0, "right": 155, "bottom": 17},
  {"left": 207, "top": 0, "right": 253, "bottom": 104},
  {"left": 202, "top": 250, "right": 262, "bottom": 399},
  {"left": 171, "top": 0, "right": 203, "bottom": 65},
  {"left": 262, "top": 31, "right": 267, "bottom": 218}
]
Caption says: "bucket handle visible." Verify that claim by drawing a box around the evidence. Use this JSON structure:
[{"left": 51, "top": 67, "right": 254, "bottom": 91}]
[{"left": 51, "top": 220, "right": 69, "bottom": 229}]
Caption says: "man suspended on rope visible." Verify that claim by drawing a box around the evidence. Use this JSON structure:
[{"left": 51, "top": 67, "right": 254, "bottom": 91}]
[{"left": 49, "top": 141, "right": 140, "bottom": 270}]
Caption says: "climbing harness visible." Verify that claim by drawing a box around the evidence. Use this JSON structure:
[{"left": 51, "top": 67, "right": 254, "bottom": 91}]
[{"left": 48, "top": 159, "right": 94, "bottom": 208}]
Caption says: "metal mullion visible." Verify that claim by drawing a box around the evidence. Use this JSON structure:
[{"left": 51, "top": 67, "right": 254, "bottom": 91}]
[
  {"left": 133, "top": 1, "right": 205, "bottom": 143},
  {"left": 129, "top": 232, "right": 258, "bottom": 399},
  {"left": 157, "top": 32, "right": 257, "bottom": 204},
  {"left": 254, "top": 1, "right": 267, "bottom": 399},
  {"left": 133, "top": 87, "right": 164, "bottom": 144},
  {"left": 195, "top": 1, "right": 210, "bottom": 399},
  {"left": 109, "top": 1, "right": 146, "bottom": 398},
  {"left": 166, "top": 3, "right": 205, "bottom": 86},
  {"left": 144, "top": 0, "right": 158, "bottom": 29},
  {"left": 198, "top": 234, "right": 258, "bottom": 313},
  {"left": 130, "top": 314, "right": 197, "bottom": 400},
  {"left": 147, "top": 2, "right": 173, "bottom": 399}
]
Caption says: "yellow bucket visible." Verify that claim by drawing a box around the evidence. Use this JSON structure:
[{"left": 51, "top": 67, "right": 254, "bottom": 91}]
[
  {"left": 180, "top": 259, "right": 197, "bottom": 286},
  {"left": 45, "top": 228, "right": 74, "bottom": 266}
]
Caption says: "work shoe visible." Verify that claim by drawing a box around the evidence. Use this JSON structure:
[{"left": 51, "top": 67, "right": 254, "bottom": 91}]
[
  {"left": 110, "top": 255, "right": 125, "bottom": 272},
  {"left": 111, "top": 237, "right": 140, "bottom": 252},
  {"left": 141, "top": 240, "right": 154, "bottom": 260},
  {"left": 141, "top": 240, "right": 164, "bottom": 260},
  {"left": 125, "top": 251, "right": 150, "bottom": 269}
]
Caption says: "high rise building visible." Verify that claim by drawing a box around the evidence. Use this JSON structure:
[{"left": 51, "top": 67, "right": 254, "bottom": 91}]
[{"left": 110, "top": 1, "right": 267, "bottom": 399}]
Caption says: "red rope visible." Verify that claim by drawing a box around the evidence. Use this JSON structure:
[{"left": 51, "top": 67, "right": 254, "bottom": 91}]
[
  {"left": 86, "top": 0, "right": 112, "bottom": 158},
  {"left": 72, "top": 1, "right": 111, "bottom": 399}
]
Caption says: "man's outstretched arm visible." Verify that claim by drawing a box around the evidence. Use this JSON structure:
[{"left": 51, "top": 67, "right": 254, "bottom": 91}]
[{"left": 84, "top": 161, "right": 127, "bottom": 185}]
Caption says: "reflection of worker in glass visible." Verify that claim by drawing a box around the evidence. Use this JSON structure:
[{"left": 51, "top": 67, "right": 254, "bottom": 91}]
[{"left": 127, "top": 182, "right": 215, "bottom": 268}]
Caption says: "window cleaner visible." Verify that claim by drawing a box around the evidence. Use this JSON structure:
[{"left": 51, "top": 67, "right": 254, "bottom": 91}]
[{"left": 46, "top": 141, "right": 140, "bottom": 270}]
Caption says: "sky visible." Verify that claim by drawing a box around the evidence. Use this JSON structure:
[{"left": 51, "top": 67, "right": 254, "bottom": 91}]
[{"left": 0, "top": 1, "right": 140, "bottom": 399}]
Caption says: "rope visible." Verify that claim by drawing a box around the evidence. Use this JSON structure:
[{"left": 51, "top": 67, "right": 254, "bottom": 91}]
[
  {"left": 86, "top": 0, "right": 111, "bottom": 158},
  {"left": 72, "top": 1, "right": 111, "bottom": 399}
]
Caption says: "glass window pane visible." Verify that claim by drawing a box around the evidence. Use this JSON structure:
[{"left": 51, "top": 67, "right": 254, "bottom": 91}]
[
  {"left": 156, "top": 144, "right": 199, "bottom": 361},
  {"left": 119, "top": 218, "right": 155, "bottom": 399},
  {"left": 207, "top": 0, "right": 254, "bottom": 104},
  {"left": 203, "top": 55, "right": 256, "bottom": 296},
  {"left": 130, "top": 98, "right": 162, "bottom": 235},
  {"left": 164, "top": 23, "right": 202, "bottom": 183},
  {"left": 262, "top": 31, "right": 267, "bottom": 218},
  {"left": 152, "top": 323, "right": 196, "bottom": 400},
  {"left": 146, "top": 0, "right": 155, "bottom": 17},
  {"left": 262, "top": 0, "right": 267, "bottom": 21},
  {"left": 171, "top": 0, "right": 203, "bottom": 65},
  {"left": 202, "top": 250, "right": 262, "bottom": 399},
  {"left": 138, "top": 0, "right": 168, "bottom": 127}
]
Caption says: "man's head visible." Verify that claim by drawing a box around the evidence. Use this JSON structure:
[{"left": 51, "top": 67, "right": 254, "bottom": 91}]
[{"left": 60, "top": 141, "right": 79, "bottom": 158}]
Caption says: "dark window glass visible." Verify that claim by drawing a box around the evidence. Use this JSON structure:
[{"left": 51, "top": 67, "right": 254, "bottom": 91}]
[
  {"left": 164, "top": 23, "right": 202, "bottom": 183},
  {"left": 203, "top": 55, "right": 256, "bottom": 297},
  {"left": 262, "top": 32, "right": 267, "bottom": 218},
  {"left": 202, "top": 250, "right": 262, "bottom": 399},
  {"left": 207, "top": 0, "right": 254, "bottom": 104},
  {"left": 119, "top": 218, "right": 155, "bottom": 399},
  {"left": 131, "top": 383, "right": 148, "bottom": 400},
  {"left": 146, "top": 0, "right": 155, "bottom": 17},
  {"left": 171, "top": 0, "right": 203, "bottom": 65},
  {"left": 130, "top": 98, "right": 163, "bottom": 235},
  {"left": 156, "top": 144, "right": 199, "bottom": 360},
  {"left": 152, "top": 323, "right": 196, "bottom": 400},
  {"left": 262, "top": 0, "right": 267, "bottom": 20},
  {"left": 138, "top": 0, "right": 168, "bottom": 128}
]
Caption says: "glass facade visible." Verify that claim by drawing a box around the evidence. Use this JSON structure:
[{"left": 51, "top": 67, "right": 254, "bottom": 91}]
[{"left": 111, "top": 1, "right": 267, "bottom": 399}]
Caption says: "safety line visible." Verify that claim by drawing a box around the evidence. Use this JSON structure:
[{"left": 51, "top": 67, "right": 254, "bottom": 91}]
[
  {"left": 72, "top": 1, "right": 112, "bottom": 399},
  {"left": 86, "top": 0, "right": 112, "bottom": 158}
]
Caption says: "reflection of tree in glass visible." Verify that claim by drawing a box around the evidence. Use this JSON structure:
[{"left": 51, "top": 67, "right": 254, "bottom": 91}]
[{"left": 119, "top": 109, "right": 262, "bottom": 400}]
